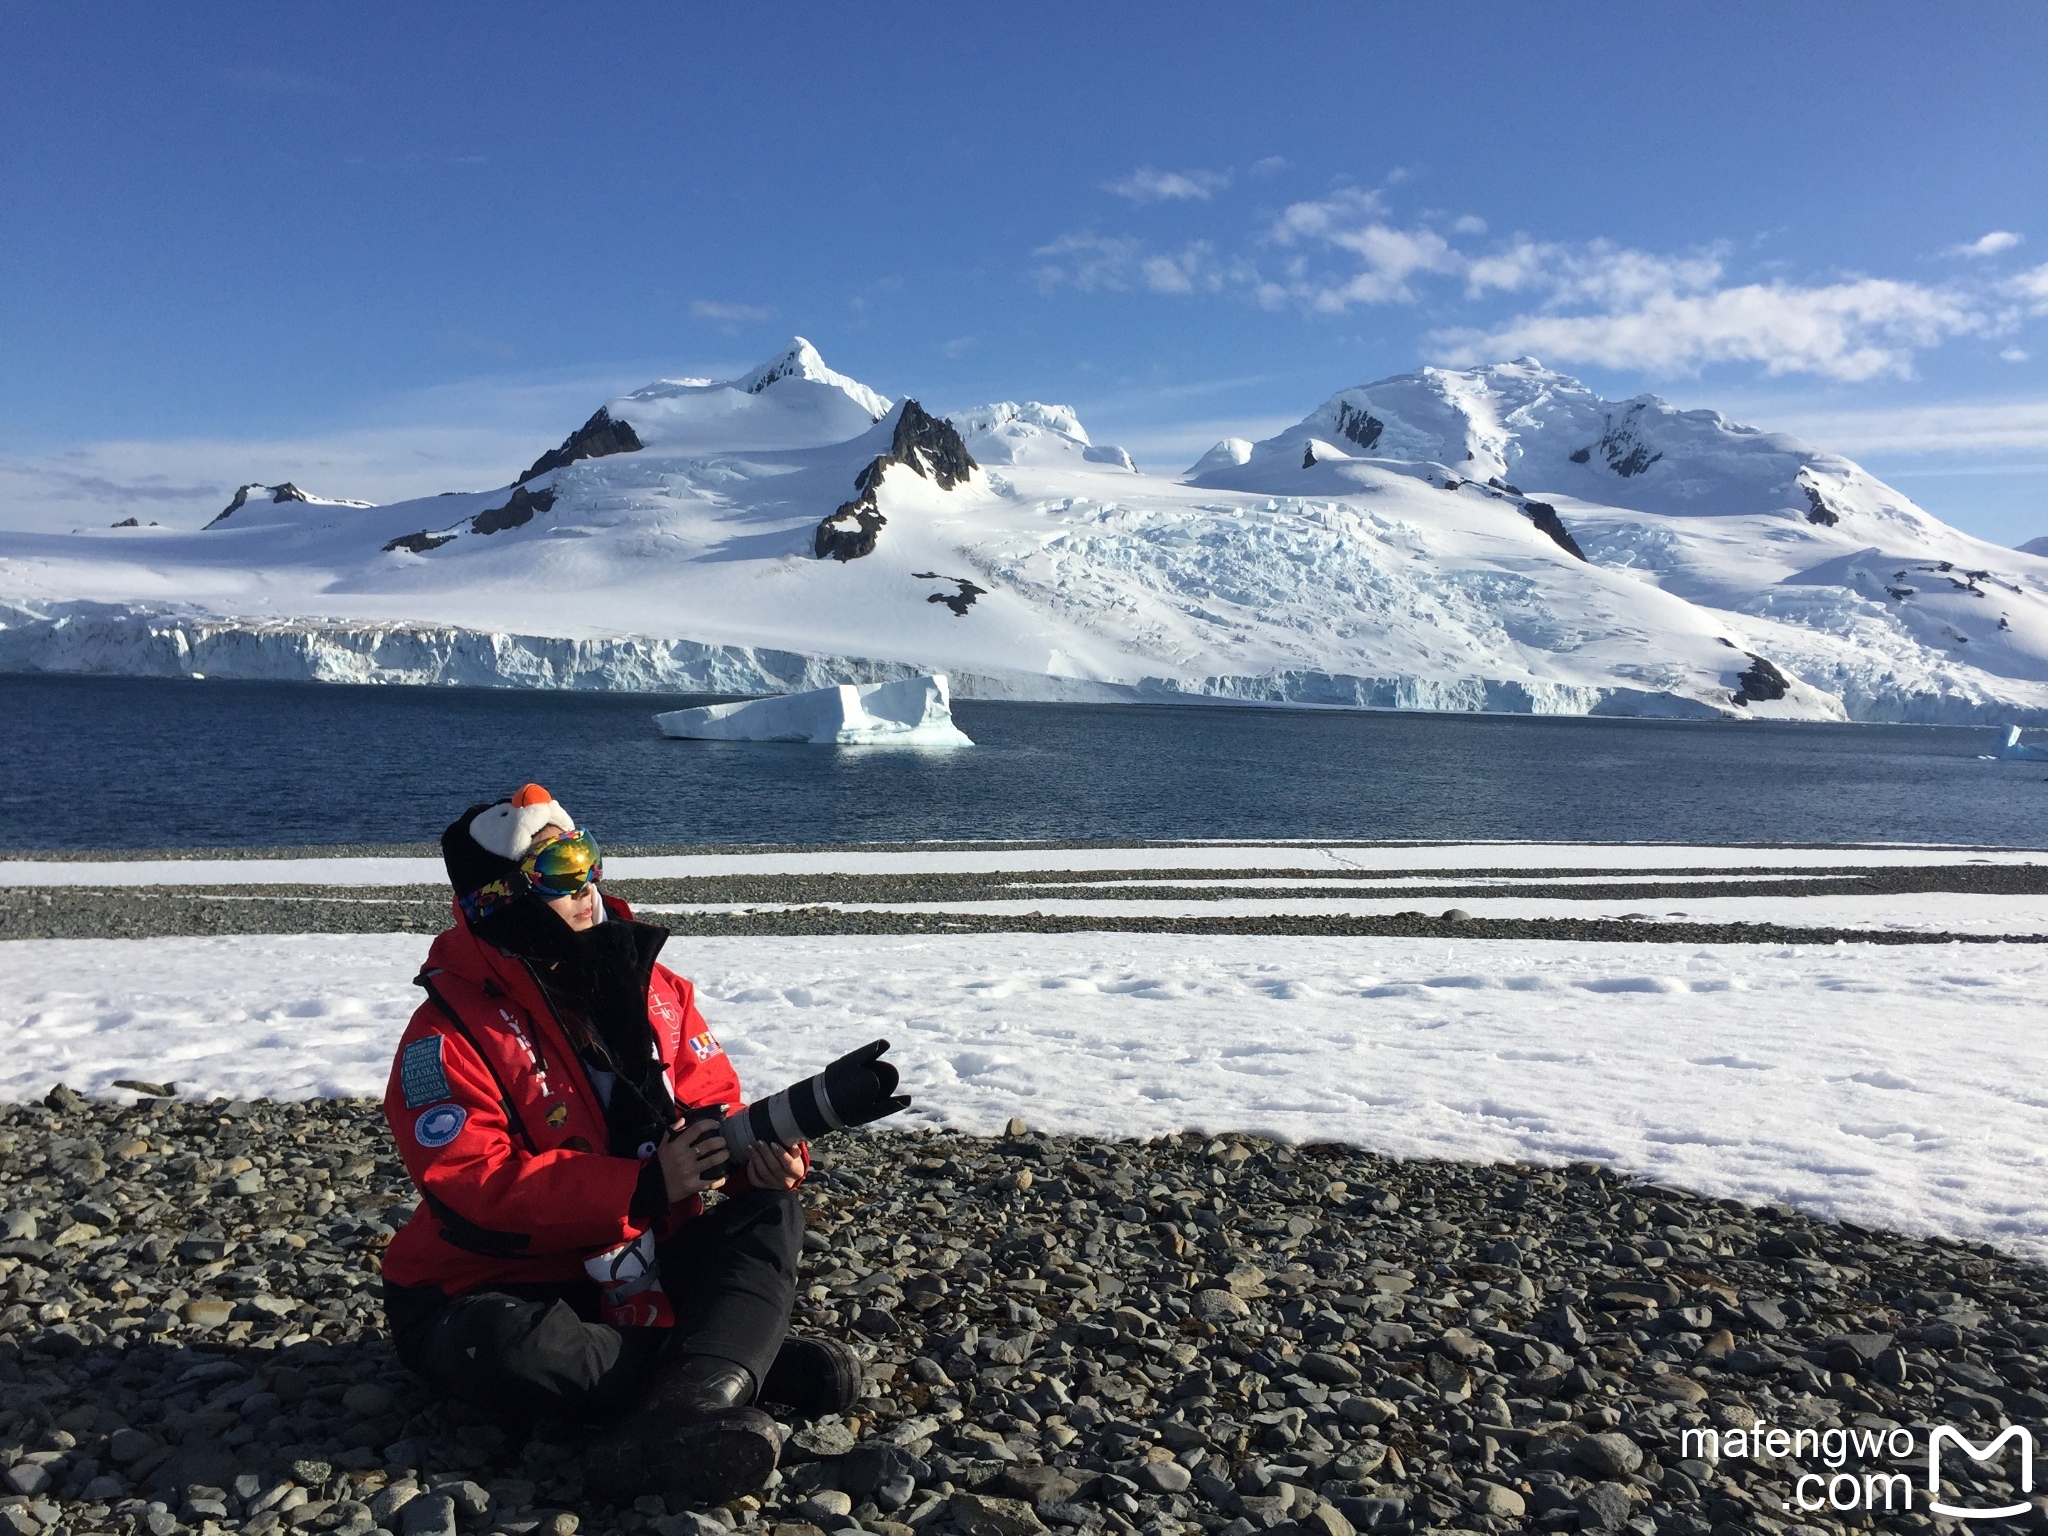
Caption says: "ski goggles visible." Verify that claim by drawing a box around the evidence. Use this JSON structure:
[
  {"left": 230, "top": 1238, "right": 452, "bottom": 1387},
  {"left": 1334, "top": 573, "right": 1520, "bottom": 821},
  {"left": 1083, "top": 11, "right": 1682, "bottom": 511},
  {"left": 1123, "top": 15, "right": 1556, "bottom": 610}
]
[{"left": 521, "top": 828, "right": 603, "bottom": 897}]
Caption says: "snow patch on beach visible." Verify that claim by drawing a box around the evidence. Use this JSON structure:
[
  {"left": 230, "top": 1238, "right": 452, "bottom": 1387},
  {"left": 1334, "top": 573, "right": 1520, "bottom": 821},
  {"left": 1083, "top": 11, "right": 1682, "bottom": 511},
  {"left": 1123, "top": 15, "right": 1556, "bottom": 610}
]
[{"left": 2, "top": 931, "right": 2042, "bottom": 1261}]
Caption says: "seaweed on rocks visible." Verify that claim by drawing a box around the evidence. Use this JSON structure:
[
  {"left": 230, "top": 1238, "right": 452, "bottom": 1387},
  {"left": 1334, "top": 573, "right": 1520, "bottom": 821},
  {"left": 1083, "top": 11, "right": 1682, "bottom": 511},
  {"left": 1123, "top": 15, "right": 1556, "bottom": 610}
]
[
  {"left": 515, "top": 408, "right": 643, "bottom": 487},
  {"left": 2, "top": 1098, "right": 2044, "bottom": 1536}
]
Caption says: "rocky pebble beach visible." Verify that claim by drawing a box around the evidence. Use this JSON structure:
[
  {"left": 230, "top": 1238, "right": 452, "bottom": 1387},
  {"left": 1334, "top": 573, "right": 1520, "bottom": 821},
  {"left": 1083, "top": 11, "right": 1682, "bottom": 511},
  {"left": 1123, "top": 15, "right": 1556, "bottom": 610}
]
[{"left": 3, "top": 1088, "right": 2046, "bottom": 1536}]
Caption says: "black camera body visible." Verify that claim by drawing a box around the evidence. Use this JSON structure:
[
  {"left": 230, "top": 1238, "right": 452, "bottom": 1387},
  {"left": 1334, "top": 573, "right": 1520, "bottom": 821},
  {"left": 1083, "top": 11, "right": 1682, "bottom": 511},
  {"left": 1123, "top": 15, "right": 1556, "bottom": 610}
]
[{"left": 682, "top": 1038, "right": 910, "bottom": 1171}]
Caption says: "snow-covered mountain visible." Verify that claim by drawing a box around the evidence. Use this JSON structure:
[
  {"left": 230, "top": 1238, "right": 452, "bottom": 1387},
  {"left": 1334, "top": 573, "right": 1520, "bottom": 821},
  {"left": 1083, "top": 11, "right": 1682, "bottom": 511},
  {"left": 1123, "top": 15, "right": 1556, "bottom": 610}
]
[{"left": 3, "top": 338, "right": 2045, "bottom": 723}]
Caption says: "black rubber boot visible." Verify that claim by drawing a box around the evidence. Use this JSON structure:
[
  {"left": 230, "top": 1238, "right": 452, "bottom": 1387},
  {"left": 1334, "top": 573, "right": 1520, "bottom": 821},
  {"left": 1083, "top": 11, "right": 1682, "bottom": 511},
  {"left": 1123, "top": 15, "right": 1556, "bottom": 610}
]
[
  {"left": 587, "top": 1357, "right": 779, "bottom": 1503},
  {"left": 759, "top": 1335, "right": 864, "bottom": 1418},
  {"left": 654, "top": 1355, "right": 756, "bottom": 1418},
  {"left": 654, "top": 1408, "right": 783, "bottom": 1505}
]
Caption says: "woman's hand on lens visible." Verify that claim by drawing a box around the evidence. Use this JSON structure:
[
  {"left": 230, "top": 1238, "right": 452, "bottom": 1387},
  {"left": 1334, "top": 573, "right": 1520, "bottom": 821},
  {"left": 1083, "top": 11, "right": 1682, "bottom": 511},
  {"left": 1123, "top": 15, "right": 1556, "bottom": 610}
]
[
  {"left": 748, "top": 1140, "right": 805, "bottom": 1192},
  {"left": 660, "top": 1120, "right": 728, "bottom": 1202}
]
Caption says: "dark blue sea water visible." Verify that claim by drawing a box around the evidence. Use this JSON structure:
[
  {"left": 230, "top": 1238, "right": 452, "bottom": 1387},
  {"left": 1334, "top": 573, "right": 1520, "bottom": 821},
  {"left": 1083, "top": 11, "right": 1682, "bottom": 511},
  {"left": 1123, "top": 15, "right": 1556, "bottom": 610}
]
[{"left": 4, "top": 674, "right": 2043, "bottom": 849}]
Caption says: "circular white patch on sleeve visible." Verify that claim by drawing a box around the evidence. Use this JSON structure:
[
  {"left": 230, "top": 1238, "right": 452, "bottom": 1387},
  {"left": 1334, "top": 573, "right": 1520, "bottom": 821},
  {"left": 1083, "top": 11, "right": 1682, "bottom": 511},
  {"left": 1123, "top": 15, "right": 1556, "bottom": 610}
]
[{"left": 414, "top": 1103, "right": 468, "bottom": 1148}]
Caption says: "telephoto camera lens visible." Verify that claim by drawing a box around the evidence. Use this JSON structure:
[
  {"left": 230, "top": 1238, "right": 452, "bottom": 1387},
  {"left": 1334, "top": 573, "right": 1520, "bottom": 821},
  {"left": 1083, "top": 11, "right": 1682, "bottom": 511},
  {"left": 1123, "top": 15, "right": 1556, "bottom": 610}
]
[{"left": 688, "top": 1039, "right": 911, "bottom": 1168}]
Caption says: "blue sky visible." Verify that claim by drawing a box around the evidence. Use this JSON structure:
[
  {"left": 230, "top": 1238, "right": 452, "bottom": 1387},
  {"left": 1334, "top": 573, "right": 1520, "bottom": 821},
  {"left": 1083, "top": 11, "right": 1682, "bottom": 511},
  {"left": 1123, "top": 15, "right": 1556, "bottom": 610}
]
[{"left": 4, "top": 2, "right": 2047, "bottom": 541}]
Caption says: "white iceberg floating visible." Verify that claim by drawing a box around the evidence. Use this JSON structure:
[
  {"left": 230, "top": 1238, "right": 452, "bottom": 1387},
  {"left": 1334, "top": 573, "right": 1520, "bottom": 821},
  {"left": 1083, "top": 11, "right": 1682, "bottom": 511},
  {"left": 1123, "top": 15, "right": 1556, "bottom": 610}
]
[
  {"left": 653, "top": 674, "right": 973, "bottom": 746},
  {"left": 1997, "top": 724, "right": 2048, "bottom": 761}
]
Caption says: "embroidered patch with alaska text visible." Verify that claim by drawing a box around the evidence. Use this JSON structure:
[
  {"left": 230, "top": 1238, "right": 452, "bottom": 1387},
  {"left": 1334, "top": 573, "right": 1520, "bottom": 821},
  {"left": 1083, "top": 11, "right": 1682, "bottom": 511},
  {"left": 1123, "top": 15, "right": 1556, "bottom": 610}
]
[
  {"left": 688, "top": 1030, "right": 722, "bottom": 1061},
  {"left": 413, "top": 1102, "right": 467, "bottom": 1148},
  {"left": 400, "top": 1035, "right": 453, "bottom": 1108}
]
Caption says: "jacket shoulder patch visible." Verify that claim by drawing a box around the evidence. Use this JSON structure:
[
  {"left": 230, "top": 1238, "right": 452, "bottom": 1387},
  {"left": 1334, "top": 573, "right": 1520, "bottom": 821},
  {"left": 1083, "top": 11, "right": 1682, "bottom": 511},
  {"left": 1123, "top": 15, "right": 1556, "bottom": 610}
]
[
  {"left": 414, "top": 1103, "right": 468, "bottom": 1148},
  {"left": 401, "top": 1034, "right": 454, "bottom": 1108}
]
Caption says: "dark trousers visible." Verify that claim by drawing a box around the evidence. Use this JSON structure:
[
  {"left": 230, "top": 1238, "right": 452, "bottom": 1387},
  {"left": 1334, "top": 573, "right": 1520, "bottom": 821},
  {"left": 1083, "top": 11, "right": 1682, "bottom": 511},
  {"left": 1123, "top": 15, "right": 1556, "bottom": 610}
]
[{"left": 389, "top": 1189, "right": 803, "bottom": 1424}]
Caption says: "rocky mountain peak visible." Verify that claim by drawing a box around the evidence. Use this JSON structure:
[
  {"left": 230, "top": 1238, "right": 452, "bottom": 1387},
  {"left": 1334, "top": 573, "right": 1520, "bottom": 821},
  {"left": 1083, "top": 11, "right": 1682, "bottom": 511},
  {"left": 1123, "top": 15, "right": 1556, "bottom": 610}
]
[
  {"left": 204, "top": 482, "right": 371, "bottom": 529},
  {"left": 516, "top": 407, "right": 644, "bottom": 487},
  {"left": 735, "top": 337, "right": 892, "bottom": 421},
  {"left": 814, "top": 401, "right": 979, "bottom": 561}
]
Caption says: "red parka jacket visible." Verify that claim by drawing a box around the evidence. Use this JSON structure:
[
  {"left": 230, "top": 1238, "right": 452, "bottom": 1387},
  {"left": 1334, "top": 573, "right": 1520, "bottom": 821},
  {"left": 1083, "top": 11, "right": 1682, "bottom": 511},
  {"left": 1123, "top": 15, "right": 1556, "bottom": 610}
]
[{"left": 381, "top": 893, "right": 770, "bottom": 1298}]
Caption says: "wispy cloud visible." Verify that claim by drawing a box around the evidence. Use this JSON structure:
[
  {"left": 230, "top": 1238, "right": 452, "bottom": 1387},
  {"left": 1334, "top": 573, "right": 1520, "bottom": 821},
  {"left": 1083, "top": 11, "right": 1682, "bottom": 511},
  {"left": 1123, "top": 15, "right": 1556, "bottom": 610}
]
[
  {"left": 1033, "top": 183, "right": 2023, "bottom": 382},
  {"left": 2011, "top": 263, "right": 2048, "bottom": 313},
  {"left": 1752, "top": 397, "right": 2048, "bottom": 455},
  {"left": 1031, "top": 233, "right": 1230, "bottom": 295},
  {"left": 690, "top": 300, "right": 774, "bottom": 324},
  {"left": 1257, "top": 188, "right": 1460, "bottom": 308},
  {"left": 1435, "top": 275, "right": 1980, "bottom": 381},
  {"left": 1105, "top": 166, "right": 1230, "bottom": 203},
  {"left": 1947, "top": 231, "right": 2023, "bottom": 258}
]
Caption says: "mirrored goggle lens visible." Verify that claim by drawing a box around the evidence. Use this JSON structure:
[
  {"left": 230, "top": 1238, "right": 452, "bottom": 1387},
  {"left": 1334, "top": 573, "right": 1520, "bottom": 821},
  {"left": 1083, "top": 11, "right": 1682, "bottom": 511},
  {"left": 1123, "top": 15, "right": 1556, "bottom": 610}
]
[{"left": 523, "top": 830, "right": 602, "bottom": 896}]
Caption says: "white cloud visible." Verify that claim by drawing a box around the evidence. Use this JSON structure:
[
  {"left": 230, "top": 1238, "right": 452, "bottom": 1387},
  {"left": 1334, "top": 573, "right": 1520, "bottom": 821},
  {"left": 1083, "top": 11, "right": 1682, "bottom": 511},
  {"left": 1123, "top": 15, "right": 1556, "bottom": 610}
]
[
  {"left": 1752, "top": 397, "right": 2048, "bottom": 455},
  {"left": 1034, "top": 191, "right": 2017, "bottom": 382},
  {"left": 1104, "top": 166, "right": 1230, "bottom": 203},
  {"left": 1031, "top": 233, "right": 1224, "bottom": 295},
  {"left": 2010, "top": 262, "right": 2048, "bottom": 313},
  {"left": 1947, "top": 231, "right": 2023, "bottom": 258},
  {"left": 2005, "top": 347, "right": 2031, "bottom": 363},
  {"left": 690, "top": 300, "right": 773, "bottom": 323},
  {"left": 1258, "top": 189, "right": 1460, "bottom": 308},
  {"left": 941, "top": 334, "right": 977, "bottom": 359},
  {"left": 1434, "top": 275, "right": 1980, "bottom": 381},
  {"left": 1249, "top": 156, "right": 1287, "bottom": 178}
]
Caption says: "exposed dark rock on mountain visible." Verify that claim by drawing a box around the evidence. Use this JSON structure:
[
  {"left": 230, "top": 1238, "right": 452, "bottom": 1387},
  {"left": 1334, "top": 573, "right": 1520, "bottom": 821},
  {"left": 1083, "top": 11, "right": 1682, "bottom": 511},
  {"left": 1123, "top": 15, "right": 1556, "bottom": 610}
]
[
  {"left": 816, "top": 503, "right": 886, "bottom": 562},
  {"left": 472, "top": 485, "right": 556, "bottom": 536},
  {"left": 205, "top": 483, "right": 314, "bottom": 529},
  {"left": 1595, "top": 407, "right": 1663, "bottom": 478},
  {"left": 886, "top": 400, "right": 977, "bottom": 489},
  {"left": 1520, "top": 501, "right": 1587, "bottom": 561},
  {"left": 1568, "top": 446, "right": 1591, "bottom": 464},
  {"left": 913, "top": 575, "right": 988, "bottom": 616},
  {"left": 1332, "top": 401, "right": 1383, "bottom": 452},
  {"left": 109, "top": 518, "right": 157, "bottom": 529},
  {"left": 382, "top": 531, "right": 456, "bottom": 555},
  {"left": 1799, "top": 477, "right": 1841, "bottom": 527},
  {"left": 815, "top": 403, "right": 978, "bottom": 562},
  {"left": 515, "top": 408, "right": 643, "bottom": 486},
  {"left": 1733, "top": 654, "right": 1792, "bottom": 705},
  {"left": 1301, "top": 444, "right": 1316, "bottom": 469}
]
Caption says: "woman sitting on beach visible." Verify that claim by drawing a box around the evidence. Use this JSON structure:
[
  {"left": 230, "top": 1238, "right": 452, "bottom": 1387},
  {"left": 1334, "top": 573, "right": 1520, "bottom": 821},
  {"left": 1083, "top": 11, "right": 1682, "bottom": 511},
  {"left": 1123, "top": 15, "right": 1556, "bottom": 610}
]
[{"left": 376, "top": 783, "right": 858, "bottom": 1503}]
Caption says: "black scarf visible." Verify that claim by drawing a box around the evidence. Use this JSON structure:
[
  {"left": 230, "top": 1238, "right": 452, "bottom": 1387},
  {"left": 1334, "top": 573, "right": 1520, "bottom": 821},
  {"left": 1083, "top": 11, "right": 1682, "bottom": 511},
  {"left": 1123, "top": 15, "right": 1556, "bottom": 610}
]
[{"left": 474, "top": 897, "right": 676, "bottom": 1158}]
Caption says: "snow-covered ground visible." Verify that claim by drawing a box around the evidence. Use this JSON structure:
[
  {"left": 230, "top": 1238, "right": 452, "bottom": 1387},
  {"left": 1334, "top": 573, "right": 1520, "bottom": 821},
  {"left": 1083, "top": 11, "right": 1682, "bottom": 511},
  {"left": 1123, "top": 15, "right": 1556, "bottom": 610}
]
[
  {"left": 5, "top": 341, "right": 2047, "bottom": 723},
  {"left": 637, "top": 891, "right": 2048, "bottom": 936},
  {"left": 3, "top": 931, "right": 2043, "bottom": 1261}
]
